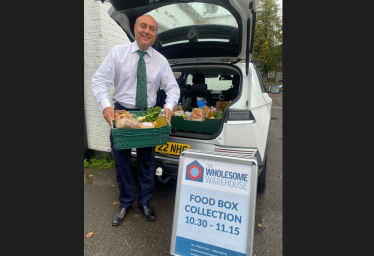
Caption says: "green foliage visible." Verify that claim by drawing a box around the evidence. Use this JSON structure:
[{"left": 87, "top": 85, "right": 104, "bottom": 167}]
[
  {"left": 137, "top": 106, "right": 161, "bottom": 122},
  {"left": 84, "top": 156, "right": 115, "bottom": 169},
  {"left": 253, "top": 0, "right": 282, "bottom": 75}
]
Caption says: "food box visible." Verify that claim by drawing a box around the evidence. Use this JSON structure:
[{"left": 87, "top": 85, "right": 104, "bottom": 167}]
[
  {"left": 111, "top": 111, "right": 171, "bottom": 150},
  {"left": 170, "top": 116, "right": 221, "bottom": 134}
]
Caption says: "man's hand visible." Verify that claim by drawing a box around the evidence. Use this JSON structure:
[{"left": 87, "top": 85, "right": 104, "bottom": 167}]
[
  {"left": 103, "top": 107, "right": 115, "bottom": 126},
  {"left": 165, "top": 108, "right": 172, "bottom": 123}
]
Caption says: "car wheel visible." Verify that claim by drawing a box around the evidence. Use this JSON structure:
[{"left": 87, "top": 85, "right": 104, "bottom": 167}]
[{"left": 257, "top": 158, "right": 267, "bottom": 193}]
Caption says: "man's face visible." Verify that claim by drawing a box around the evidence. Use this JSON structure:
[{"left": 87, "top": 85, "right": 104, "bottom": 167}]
[{"left": 134, "top": 15, "right": 157, "bottom": 51}]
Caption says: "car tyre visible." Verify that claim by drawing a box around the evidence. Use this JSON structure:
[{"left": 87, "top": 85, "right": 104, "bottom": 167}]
[{"left": 257, "top": 158, "right": 267, "bottom": 193}]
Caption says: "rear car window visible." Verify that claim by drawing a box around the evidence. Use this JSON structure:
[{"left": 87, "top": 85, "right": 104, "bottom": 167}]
[
  {"left": 253, "top": 67, "right": 267, "bottom": 93},
  {"left": 146, "top": 3, "right": 239, "bottom": 47},
  {"left": 186, "top": 74, "right": 233, "bottom": 91}
]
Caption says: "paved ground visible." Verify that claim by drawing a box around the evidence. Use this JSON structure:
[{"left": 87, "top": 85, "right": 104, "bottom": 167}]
[{"left": 84, "top": 92, "right": 282, "bottom": 256}]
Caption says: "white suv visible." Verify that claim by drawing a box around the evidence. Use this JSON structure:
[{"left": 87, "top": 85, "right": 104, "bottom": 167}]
[{"left": 104, "top": 0, "right": 280, "bottom": 192}]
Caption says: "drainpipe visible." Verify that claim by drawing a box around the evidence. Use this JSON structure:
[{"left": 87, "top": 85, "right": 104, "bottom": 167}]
[{"left": 84, "top": 104, "right": 88, "bottom": 159}]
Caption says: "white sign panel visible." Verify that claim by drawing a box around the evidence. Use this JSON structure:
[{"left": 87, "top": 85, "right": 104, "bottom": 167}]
[{"left": 170, "top": 150, "right": 258, "bottom": 256}]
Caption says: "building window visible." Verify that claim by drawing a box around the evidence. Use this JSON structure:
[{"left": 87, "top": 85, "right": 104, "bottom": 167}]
[
  {"left": 268, "top": 71, "right": 275, "bottom": 78},
  {"left": 276, "top": 72, "right": 283, "bottom": 82}
]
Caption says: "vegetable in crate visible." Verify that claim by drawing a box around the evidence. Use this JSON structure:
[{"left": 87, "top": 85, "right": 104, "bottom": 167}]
[
  {"left": 182, "top": 96, "right": 192, "bottom": 111},
  {"left": 136, "top": 106, "right": 161, "bottom": 122},
  {"left": 214, "top": 110, "right": 223, "bottom": 119},
  {"left": 114, "top": 110, "right": 138, "bottom": 128},
  {"left": 185, "top": 111, "right": 192, "bottom": 120},
  {"left": 116, "top": 117, "right": 139, "bottom": 129},
  {"left": 115, "top": 110, "right": 133, "bottom": 124}
]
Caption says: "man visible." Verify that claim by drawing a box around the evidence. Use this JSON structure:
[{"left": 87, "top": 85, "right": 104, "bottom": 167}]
[{"left": 91, "top": 15, "right": 180, "bottom": 226}]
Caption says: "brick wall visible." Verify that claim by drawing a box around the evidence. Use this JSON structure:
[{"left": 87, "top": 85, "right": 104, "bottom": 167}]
[{"left": 84, "top": 0, "right": 130, "bottom": 153}]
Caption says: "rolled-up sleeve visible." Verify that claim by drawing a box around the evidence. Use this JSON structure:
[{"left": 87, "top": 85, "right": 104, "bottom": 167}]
[
  {"left": 160, "top": 60, "right": 180, "bottom": 111},
  {"left": 91, "top": 47, "right": 117, "bottom": 112}
]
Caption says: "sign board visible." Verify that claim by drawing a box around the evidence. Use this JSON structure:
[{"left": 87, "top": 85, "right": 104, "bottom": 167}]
[{"left": 170, "top": 149, "right": 258, "bottom": 256}]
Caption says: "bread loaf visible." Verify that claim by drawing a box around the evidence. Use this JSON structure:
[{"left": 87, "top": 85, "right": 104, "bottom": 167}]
[
  {"left": 191, "top": 108, "right": 204, "bottom": 121},
  {"left": 116, "top": 117, "right": 139, "bottom": 129}
]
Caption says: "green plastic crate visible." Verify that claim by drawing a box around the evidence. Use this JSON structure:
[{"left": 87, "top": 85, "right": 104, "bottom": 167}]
[
  {"left": 112, "top": 110, "right": 171, "bottom": 150},
  {"left": 170, "top": 116, "right": 221, "bottom": 133}
]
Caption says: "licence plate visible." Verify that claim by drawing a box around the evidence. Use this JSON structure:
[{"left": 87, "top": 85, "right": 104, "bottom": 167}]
[{"left": 155, "top": 142, "right": 190, "bottom": 156}]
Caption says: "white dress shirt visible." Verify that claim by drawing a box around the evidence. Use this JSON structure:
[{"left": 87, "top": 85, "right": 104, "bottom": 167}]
[{"left": 91, "top": 41, "right": 180, "bottom": 112}]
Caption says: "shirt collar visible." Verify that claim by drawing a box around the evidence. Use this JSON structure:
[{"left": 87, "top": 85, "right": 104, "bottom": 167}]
[{"left": 132, "top": 41, "right": 153, "bottom": 58}]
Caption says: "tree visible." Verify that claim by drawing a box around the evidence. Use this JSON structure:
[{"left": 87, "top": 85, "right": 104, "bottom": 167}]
[{"left": 253, "top": 0, "right": 282, "bottom": 78}]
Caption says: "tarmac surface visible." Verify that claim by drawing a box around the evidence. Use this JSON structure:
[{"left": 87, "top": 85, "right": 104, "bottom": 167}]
[{"left": 84, "top": 92, "right": 282, "bottom": 256}]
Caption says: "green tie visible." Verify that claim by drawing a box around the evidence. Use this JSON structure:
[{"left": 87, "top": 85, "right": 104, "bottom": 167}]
[{"left": 136, "top": 50, "right": 148, "bottom": 110}]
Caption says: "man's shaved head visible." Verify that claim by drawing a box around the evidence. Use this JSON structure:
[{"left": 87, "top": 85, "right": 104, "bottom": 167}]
[
  {"left": 134, "top": 15, "right": 158, "bottom": 51},
  {"left": 135, "top": 15, "right": 158, "bottom": 32}
]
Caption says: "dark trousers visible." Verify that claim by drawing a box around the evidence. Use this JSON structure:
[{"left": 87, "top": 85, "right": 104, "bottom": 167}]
[{"left": 110, "top": 103, "right": 156, "bottom": 208}]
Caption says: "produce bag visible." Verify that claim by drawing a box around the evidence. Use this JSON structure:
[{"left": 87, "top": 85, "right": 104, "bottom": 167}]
[
  {"left": 185, "top": 111, "right": 192, "bottom": 120},
  {"left": 173, "top": 110, "right": 185, "bottom": 116},
  {"left": 191, "top": 108, "right": 204, "bottom": 121},
  {"left": 115, "top": 110, "right": 133, "bottom": 124},
  {"left": 173, "top": 103, "right": 183, "bottom": 113},
  {"left": 116, "top": 117, "right": 140, "bottom": 129},
  {"left": 207, "top": 107, "right": 216, "bottom": 118},
  {"left": 196, "top": 97, "right": 207, "bottom": 108},
  {"left": 216, "top": 101, "right": 230, "bottom": 111}
]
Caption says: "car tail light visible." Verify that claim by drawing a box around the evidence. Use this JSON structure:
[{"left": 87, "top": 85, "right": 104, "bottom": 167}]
[{"left": 225, "top": 109, "right": 256, "bottom": 123}]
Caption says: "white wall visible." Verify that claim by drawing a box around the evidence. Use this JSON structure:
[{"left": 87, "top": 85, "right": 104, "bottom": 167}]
[{"left": 84, "top": 0, "right": 130, "bottom": 152}]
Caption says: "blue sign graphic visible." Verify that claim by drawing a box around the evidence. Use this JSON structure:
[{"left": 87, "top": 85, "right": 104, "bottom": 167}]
[{"left": 185, "top": 160, "right": 204, "bottom": 183}]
